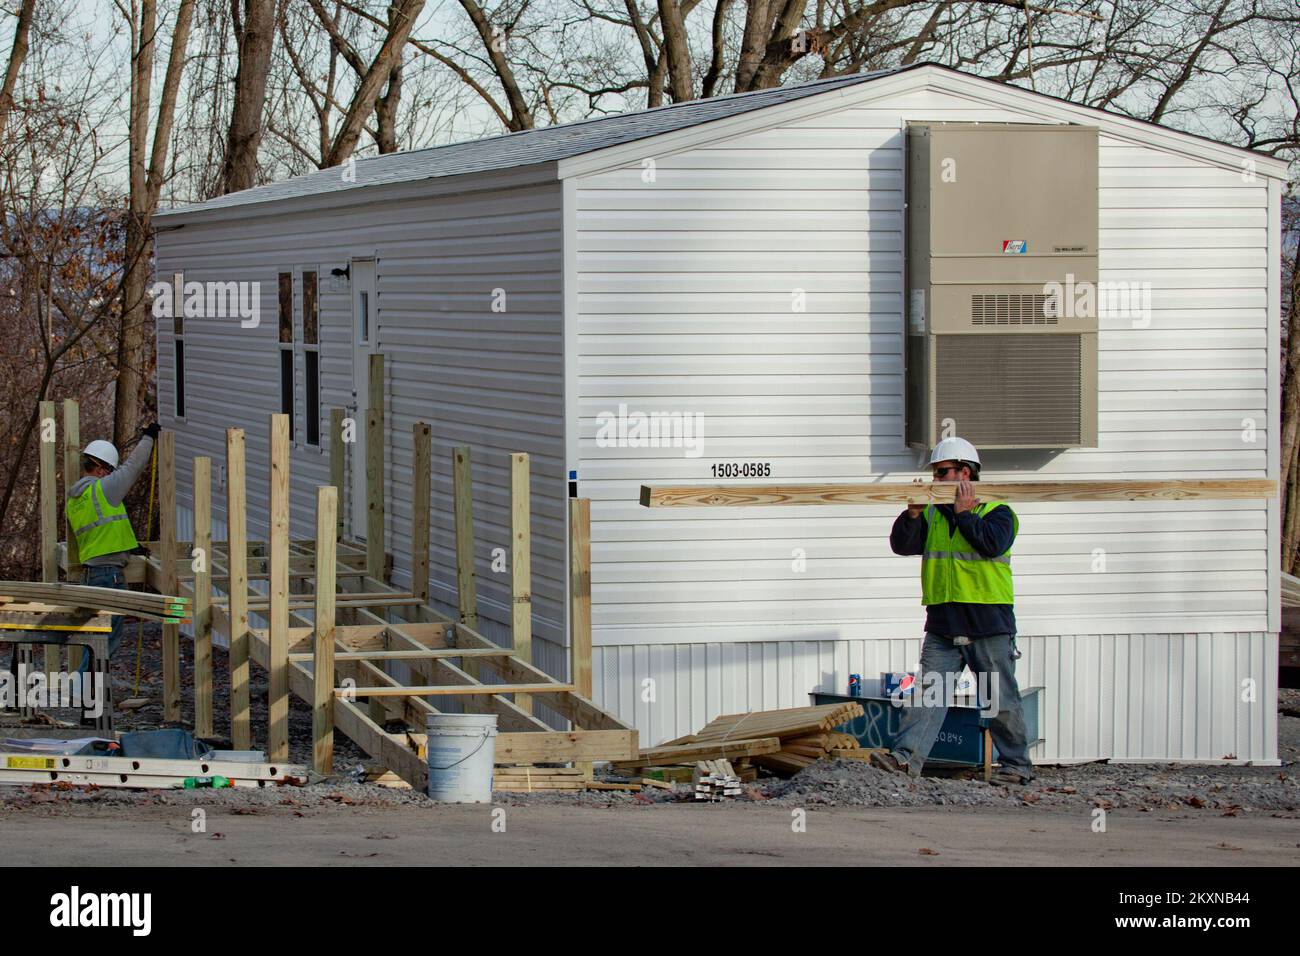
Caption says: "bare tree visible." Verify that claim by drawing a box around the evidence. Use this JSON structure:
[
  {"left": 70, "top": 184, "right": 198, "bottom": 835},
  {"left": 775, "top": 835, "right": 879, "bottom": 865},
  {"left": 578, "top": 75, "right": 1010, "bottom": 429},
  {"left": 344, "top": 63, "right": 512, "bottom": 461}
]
[
  {"left": 219, "top": 0, "right": 276, "bottom": 193},
  {"left": 113, "top": 0, "right": 196, "bottom": 448}
]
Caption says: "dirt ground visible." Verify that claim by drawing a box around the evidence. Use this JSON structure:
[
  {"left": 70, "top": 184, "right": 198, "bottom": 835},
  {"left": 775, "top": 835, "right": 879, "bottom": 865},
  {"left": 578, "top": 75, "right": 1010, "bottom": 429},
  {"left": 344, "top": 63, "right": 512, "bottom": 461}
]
[
  {"left": 3, "top": 801, "right": 1297, "bottom": 866},
  {"left": 2, "top": 628, "right": 1298, "bottom": 866}
]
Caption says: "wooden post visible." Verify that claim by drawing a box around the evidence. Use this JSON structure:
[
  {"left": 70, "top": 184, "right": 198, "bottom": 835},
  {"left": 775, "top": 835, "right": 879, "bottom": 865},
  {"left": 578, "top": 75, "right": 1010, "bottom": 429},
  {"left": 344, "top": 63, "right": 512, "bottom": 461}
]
[
  {"left": 313, "top": 485, "right": 338, "bottom": 774},
  {"left": 60, "top": 400, "right": 81, "bottom": 674},
  {"left": 62, "top": 399, "right": 80, "bottom": 578},
  {"left": 569, "top": 498, "right": 593, "bottom": 702},
  {"left": 510, "top": 453, "right": 531, "bottom": 714},
  {"left": 268, "top": 414, "right": 290, "bottom": 760},
  {"left": 192, "top": 456, "right": 213, "bottom": 737},
  {"left": 329, "top": 408, "right": 345, "bottom": 537},
  {"left": 410, "top": 423, "right": 431, "bottom": 603},
  {"left": 39, "top": 400, "right": 57, "bottom": 583},
  {"left": 366, "top": 354, "right": 384, "bottom": 581},
  {"left": 569, "top": 497, "right": 594, "bottom": 778},
  {"left": 452, "top": 446, "right": 478, "bottom": 629},
  {"left": 159, "top": 431, "right": 181, "bottom": 721},
  {"left": 225, "top": 428, "right": 251, "bottom": 750},
  {"left": 38, "top": 400, "right": 57, "bottom": 684}
]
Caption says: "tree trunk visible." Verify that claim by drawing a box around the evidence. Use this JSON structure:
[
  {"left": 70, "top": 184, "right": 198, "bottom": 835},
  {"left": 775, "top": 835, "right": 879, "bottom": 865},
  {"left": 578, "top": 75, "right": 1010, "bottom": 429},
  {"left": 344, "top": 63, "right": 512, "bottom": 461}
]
[
  {"left": 658, "top": 0, "right": 694, "bottom": 102},
  {"left": 220, "top": 0, "right": 276, "bottom": 194},
  {"left": 0, "top": 0, "right": 36, "bottom": 143},
  {"left": 114, "top": 0, "right": 196, "bottom": 446},
  {"left": 325, "top": 0, "right": 426, "bottom": 165}
]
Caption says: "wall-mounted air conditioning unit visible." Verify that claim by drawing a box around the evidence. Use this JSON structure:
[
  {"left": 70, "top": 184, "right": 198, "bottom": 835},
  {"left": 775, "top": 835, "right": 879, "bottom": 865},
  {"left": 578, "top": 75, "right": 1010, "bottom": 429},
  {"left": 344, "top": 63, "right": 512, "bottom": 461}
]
[{"left": 905, "top": 122, "right": 1099, "bottom": 450}]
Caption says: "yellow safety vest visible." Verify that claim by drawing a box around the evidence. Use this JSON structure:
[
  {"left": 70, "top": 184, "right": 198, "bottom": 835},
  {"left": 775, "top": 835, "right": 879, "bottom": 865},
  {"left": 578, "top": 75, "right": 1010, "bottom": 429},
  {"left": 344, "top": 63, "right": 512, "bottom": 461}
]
[
  {"left": 66, "top": 479, "right": 138, "bottom": 561},
  {"left": 920, "top": 501, "right": 1016, "bottom": 605}
]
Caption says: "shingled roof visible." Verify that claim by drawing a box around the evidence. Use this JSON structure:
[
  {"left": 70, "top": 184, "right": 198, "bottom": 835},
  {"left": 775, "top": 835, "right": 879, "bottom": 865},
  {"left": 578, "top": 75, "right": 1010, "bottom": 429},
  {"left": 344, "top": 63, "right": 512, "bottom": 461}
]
[{"left": 158, "top": 67, "right": 904, "bottom": 217}]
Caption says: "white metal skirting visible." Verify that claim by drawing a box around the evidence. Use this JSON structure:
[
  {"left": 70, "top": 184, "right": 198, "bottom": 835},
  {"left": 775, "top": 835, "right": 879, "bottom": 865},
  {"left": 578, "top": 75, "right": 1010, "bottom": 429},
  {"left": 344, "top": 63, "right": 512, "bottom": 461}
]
[{"left": 593, "top": 632, "right": 1278, "bottom": 763}]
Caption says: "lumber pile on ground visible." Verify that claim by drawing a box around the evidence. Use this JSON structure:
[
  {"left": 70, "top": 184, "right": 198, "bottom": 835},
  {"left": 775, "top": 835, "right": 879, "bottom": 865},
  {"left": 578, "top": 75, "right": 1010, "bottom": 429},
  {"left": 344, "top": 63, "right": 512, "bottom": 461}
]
[
  {"left": 492, "top": 766, "right": 642, "bottom": 793},
  {"left": 0, "top": 582, "right": 190, "bottom": 624},
  {"left": 693, "top": 760, "right": 742, "bottom": 800},
  {"left": 614, "top": 702, "right": 865, "bottom": 778}
]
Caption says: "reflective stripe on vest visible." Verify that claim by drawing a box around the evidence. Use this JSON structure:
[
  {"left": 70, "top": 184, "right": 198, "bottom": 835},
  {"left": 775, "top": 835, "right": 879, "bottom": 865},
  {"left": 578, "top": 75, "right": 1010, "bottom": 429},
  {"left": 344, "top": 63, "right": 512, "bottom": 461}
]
[
  {"left": 66, "top": 479, "right": 138, "bottom": 561},
  {"left": 919, "top": 500, "right": 1016, "bottom": 606}
]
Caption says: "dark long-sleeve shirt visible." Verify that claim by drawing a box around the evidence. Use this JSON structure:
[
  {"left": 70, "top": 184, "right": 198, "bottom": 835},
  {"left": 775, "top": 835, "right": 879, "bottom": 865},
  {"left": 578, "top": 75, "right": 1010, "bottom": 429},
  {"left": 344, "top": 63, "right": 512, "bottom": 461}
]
[{"left": 890, "top": 502, "right": 1017, "bottom": 639}]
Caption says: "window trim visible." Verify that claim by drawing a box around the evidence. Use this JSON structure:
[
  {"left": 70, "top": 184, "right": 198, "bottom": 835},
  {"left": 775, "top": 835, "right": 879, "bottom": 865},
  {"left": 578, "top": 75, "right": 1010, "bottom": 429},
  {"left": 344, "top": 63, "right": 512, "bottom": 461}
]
[
  {"left": 172, "top": 270, "right": 186, "bottom": 421},
  {"left": 302, "top": 269, "right": 320, "bottom": 448},
  {"left": 278, "top": 271, "right": 296, "bottom": 442}
]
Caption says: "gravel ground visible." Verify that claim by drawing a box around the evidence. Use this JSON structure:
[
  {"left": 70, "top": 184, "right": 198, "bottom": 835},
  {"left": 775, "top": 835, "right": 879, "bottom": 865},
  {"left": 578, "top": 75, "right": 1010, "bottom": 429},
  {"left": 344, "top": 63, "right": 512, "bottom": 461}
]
[{"left": 3, "top": 629, "right": 1297, "bottom": 818}]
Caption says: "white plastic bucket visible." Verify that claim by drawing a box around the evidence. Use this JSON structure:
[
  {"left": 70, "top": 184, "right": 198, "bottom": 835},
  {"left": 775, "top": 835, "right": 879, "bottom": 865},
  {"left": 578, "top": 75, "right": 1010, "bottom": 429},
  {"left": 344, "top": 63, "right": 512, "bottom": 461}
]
[{"left": 425, "top": 713, "right": 498, "bottom": 802}]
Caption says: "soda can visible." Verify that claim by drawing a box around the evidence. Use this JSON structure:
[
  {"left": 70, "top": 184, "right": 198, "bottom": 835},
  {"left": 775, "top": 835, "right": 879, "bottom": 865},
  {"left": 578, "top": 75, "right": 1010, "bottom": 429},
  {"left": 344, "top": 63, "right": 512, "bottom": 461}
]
[{"left": 848, "top": 674, "right": 862, "bottom": 697}]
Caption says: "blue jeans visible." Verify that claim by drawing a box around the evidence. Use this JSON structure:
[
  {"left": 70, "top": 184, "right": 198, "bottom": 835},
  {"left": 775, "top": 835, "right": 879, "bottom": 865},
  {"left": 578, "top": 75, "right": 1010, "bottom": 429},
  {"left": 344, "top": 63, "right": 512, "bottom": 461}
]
[
  {"left": 892, "top": 632, "right": 1033, "bottom": 778},
  {"left": 78, "top": 565, "right": 126, "bottom": 675}
]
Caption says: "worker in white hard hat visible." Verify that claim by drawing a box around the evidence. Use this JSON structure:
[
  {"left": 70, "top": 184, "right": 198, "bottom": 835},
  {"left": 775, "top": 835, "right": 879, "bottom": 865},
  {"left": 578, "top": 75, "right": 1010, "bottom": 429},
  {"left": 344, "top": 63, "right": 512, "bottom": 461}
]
[
  {"left": 870, "top": 436, "right": 1035, "bottom": 786},
  {"left": 64, "top": 423, "right": 161, "bottom": 684}
]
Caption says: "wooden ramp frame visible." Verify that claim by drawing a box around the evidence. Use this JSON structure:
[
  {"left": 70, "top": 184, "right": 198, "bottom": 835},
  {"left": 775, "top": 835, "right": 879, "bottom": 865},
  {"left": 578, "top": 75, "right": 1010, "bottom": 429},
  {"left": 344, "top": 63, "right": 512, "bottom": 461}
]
[{"left": 46, "top": 378, "right": 633, "bottom": 791}]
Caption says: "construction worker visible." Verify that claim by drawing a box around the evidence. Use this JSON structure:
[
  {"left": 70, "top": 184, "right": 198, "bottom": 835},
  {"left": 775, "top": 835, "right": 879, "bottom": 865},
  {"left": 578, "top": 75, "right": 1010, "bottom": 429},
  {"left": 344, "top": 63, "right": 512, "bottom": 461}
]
[
  {"left": 65, "top": 423, "right": 161, "bottom": 677},
  {"left": 871, "top": 436, "right": 1034, "bottom": 785}
]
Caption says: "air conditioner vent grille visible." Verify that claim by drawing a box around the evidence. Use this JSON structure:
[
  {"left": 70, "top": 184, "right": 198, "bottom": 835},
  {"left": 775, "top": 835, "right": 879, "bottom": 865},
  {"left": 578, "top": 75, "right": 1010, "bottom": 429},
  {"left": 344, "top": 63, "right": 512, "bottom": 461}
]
[
  {"left": 935, "top": 334, "right": 1081, "bottom": 445},
  {"left": 971, "top": 293, "right": 1057, "bottom": 326}
]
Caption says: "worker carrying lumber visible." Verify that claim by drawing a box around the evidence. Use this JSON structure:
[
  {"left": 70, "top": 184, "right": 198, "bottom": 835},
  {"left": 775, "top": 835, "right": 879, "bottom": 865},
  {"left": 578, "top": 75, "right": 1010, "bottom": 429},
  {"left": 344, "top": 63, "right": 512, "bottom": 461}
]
[
  {"left": 65, "top": 423, "right": 161, "bottom": 676},
  {"left": 871, "top": 436, "right": 1035, "bottom": 786}
]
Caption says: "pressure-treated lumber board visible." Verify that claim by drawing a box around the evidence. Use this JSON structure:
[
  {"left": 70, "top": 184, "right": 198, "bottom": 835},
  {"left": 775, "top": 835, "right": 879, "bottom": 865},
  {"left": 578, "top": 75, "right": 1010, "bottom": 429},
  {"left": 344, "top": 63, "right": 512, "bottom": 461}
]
[
  {"left": 411, "top": 423, "right": 431, "bottom": 603},
  {"left": 313, "top": 485, "right": 337, "bottom": 774},
  {"left": 267, "top": 414, "right": 291, "bottom": 761},
  {"left": 0, "top": 583, "right": 188, "bottom": 622},
  {"left": 366, "top": 407, "right": 384, "bottom": 582},
  {"left": 452, "top": 446, "right": 478, "bottom": 630},
  {"left": 510, "top": 452, "right": 531, "bottom": 714},
  {"left": 159, "top": 431, "right": 180, "bottom": 720},
  {"left": 329, "top": 408, "right": 345, "bottom": 537},
  {"left": 360, "top": 609, "right": 552, "bottom": 734},
  {"left": 288, "top": 647, "right": 514, "bottom": 662},
  {"left": 339, "top": 682, "right": 575, "bottom": 699},
  {"left": 62, "top": 400, "right": 80, "bottom": 578},
  {"left": 39, "top": 401, "right": 57, "bottom": 585},
  {"left": 493, "top": 730, "right": 638, "bottom": 763},
  {"left": 226, "top": 428, "right": 251, "bottom": 749},
  {"left": 193, "top": 456, "right": 213, "bottom": 737},
  {"left": 612, "top": 736, "right": 782, "bottom": 768},
  {"left": 0, "top": 608, "right": 112, "bottom": 631},
  {"left": 569, "top": 498, "right": 592, "bottom": 698},
  {"left": 640, "top": 478, "right": 1278, "bottom": 508}
]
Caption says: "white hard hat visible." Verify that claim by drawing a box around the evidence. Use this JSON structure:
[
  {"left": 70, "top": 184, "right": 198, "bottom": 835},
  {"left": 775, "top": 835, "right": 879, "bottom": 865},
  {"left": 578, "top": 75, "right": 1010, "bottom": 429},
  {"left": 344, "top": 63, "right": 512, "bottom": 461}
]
[
  {"left": 82, "top": 439, "right": 120, "bottom": 469},
  {"left": 929, "top": 436, "right": 980, "bottom": 467}
]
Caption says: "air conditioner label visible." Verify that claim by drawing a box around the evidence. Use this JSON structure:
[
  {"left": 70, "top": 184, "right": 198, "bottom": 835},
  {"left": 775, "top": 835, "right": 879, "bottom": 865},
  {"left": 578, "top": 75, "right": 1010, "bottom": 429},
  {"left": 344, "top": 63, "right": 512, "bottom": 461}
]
[
  {"left": 1001, "top": 240, "right": 1028, "bottom": 254},
  {"left": 908, "top": 289, "right": 925, "bottom": 333},
  {"left": 1053, "top": 244, "right": 1088, "bottom": 254}
]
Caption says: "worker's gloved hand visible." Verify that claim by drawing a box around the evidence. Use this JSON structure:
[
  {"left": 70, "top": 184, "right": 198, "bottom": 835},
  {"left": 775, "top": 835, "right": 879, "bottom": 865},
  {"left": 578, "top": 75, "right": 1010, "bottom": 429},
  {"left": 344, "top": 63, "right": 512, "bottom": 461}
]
[
  {"left": 130, "top": 544, "right": 152, "bottom": 557},
  {"left": 142, "top": 422, "right": 161, "bottom": 441}
]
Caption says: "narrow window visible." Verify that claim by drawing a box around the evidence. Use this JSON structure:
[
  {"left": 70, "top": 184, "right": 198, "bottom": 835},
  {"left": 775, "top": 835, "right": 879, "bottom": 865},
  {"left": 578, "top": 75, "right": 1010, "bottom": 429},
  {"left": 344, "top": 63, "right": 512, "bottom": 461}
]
[
  {"left": 173, "top": 272, "right": 185, "bottom": 418},
  {"left": 278, "top": 271, "right": 295, "bottom": 441},
  {"left": 303, "top": 271, "right": 320, "bottom": 446}
]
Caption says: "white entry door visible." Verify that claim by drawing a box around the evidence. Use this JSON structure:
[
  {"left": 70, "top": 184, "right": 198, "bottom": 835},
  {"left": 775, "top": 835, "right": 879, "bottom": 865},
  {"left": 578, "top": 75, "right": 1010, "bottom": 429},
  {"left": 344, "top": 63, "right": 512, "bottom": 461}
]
[{"left": 350, "top": 259, "right": 376, "bottom": 540}]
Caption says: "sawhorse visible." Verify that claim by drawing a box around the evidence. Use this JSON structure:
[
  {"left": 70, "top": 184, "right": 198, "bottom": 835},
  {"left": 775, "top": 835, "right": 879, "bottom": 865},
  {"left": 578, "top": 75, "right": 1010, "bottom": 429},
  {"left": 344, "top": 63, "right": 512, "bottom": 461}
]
[{"left": 2, "top": 631, "right": 115, "bottom": 732}]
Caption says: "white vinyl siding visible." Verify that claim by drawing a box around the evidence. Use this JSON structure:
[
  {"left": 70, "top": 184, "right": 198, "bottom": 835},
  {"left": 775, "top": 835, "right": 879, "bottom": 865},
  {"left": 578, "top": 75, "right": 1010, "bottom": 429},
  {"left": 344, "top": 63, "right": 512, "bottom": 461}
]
[
  {"left": 155, "top": 176, "right": 567, "bottom": 657},
  {"left": 593, "top": 631, "right": 1278, "bottom": 762},
  {"left": 570, "top": 85, "right": 1273, "bottom": 652}
]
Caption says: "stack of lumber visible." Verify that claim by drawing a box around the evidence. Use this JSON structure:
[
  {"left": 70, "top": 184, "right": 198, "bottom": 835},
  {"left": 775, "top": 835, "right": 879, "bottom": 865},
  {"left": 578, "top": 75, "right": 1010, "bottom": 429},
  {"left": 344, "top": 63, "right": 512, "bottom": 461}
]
[
  {"left": 492, "top": 766, "right": 642, "bottom": 793},
  {"left": 693, "top": 759, "right": 742, "bottom": 800},
  {"left": 494, "top": 766, "right": 587, "bottom": 791},
  {"left": 614, "top": 702, "right": 865, "bottom": 778},
  {"left": 0, "top": 582, "right": 191, "bottom": 624}
]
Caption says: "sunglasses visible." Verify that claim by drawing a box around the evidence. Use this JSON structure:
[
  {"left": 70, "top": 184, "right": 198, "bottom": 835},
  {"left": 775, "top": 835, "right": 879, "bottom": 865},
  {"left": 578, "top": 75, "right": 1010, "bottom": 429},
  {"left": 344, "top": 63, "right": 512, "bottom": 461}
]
[{"left": 932, "top": 465, "right": 963, "bottom": 478}]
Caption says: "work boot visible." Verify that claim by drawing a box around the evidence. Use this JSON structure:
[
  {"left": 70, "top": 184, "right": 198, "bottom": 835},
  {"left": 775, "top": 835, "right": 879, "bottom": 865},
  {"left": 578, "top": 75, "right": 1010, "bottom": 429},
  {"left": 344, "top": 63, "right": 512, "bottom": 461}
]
[
  {"left": 869, "top": 751, "right": 910, "bottom": 775},
  {"left": 989, "top": 769, "right": 1034, "bottom": 786}
]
